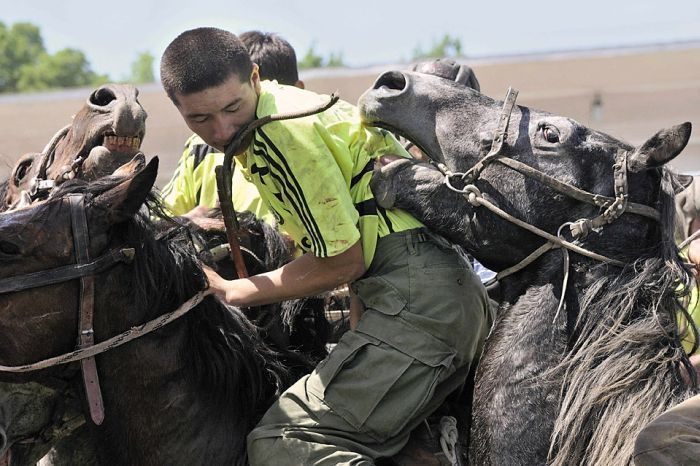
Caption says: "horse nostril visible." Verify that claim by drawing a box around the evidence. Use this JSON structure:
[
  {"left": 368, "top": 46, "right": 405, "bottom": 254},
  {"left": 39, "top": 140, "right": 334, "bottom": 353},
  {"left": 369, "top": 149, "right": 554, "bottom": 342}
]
[
  {"left": 89, "top": 86, "right": 117, "bottom": 107},
  {"left": 372, "top": 71, "right": 407, "bottom": 93}
]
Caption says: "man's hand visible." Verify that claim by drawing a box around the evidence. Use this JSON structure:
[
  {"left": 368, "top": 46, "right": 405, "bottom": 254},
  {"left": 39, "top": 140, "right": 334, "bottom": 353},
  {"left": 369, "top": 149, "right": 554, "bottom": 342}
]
[
  {"left": 181, "top": 205, "right": 225, "bottom": 232},
  {"left": 202, "top": 265, "right": 225, "bottom": 298}
]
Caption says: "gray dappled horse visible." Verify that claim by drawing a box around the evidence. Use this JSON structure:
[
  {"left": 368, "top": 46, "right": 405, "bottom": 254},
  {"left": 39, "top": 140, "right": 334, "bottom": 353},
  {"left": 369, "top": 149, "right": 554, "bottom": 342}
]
[{"left": 359, "top": 70, "right": 694, "bottom": 465}]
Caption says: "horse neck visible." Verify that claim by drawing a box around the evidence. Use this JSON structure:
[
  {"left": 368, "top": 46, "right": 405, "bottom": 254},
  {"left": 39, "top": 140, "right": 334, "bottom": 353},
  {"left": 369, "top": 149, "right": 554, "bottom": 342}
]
[
  {"left": 90, "top": 301, "right": 248, "bottom": 466},
  {"left": 548, "top": 253, "right": 690, "bottom": 465},
  {"left": 470, "top": 252, "right": 589, "bottom": 465},
  {"left": 83, "top": 228, "right": 266, "bottom": 465}
]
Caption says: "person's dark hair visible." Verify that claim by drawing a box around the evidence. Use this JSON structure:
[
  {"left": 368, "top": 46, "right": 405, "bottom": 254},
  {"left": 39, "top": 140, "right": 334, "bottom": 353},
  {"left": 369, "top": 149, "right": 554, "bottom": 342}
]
[
  {"left": 160, "top": 27, "right": 253, "bottom": 103},
  {"left": 410, "top": 58, "right": 480, "bottom": 92},
  {"left": 239, "top": 31, "right": 299, "bottom": 86}
]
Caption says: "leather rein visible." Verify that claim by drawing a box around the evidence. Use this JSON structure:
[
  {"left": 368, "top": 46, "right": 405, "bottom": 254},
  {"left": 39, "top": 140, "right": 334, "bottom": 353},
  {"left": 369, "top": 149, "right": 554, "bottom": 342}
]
[{"left": 0, "top": 194, "right": 205, "bottom": 425}]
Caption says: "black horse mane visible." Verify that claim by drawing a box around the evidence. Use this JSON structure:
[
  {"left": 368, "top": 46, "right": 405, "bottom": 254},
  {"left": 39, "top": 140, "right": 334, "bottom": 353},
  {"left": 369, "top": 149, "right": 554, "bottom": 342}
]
[
  {"left": 48, "top": 177, "right": 293, "bottom": 428},
  {"left": 548, "top": 168, "right": 697, "bottom": 465}
]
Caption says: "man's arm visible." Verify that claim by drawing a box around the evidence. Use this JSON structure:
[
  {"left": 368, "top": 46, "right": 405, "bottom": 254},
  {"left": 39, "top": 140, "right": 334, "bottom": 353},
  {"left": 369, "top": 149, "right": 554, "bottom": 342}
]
[{"left": 205, "top": 240, "right": 365, "bottom": 307}]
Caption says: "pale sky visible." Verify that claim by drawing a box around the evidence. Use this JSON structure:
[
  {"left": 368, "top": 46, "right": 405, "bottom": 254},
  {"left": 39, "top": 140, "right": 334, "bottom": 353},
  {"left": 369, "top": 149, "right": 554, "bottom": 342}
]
[{"left": 1, "top": 0, "right": 699, "bottom": 81}]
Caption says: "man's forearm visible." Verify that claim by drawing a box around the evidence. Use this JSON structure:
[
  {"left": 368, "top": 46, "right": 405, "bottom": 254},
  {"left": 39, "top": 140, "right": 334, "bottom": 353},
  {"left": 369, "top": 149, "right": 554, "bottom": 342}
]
[{"left": 206, "top": 240, "right": 365, "bottom": 307}]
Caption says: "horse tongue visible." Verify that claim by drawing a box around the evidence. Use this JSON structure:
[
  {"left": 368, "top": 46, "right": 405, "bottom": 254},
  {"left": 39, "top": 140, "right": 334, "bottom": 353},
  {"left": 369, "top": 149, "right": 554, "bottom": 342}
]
[{"left": 84, "top": 146, "right": 134, "bottom": 179}]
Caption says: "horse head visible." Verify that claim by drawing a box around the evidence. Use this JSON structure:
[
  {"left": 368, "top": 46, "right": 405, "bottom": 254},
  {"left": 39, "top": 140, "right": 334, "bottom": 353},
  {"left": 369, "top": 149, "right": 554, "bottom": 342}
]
[
  {"left": 53, "top": 84, "right": 147, "bottom": 181},
  {"left": 360, "top": 69, "right": 695, "bottom": 466},
  {"left": 360, "top": 70, "right": 691, "bottom": 272},
  {"left": 0, "top": 158, "right": 158, "bottom": 375},
  {"left": 2, "top": 84, "right": 147, "bottom": 210}
]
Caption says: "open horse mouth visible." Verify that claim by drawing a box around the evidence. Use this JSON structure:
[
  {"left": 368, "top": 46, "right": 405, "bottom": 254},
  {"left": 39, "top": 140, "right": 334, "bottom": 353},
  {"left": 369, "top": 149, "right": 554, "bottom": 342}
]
[
  {"left": 102, "top": 134, "right": 142, "bottom": 155},
  {"left": 82, "top": 132, "right": 145, "bottom": 179}
]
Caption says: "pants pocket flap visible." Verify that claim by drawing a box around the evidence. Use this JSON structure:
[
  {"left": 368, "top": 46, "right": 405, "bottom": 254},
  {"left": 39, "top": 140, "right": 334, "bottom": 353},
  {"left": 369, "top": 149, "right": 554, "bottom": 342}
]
[
  {"left": 352, "top": 275, "right": 407, "bottom": 316},
  {"left": 357, "top": 311, "right": 456, "bottom": 368}
]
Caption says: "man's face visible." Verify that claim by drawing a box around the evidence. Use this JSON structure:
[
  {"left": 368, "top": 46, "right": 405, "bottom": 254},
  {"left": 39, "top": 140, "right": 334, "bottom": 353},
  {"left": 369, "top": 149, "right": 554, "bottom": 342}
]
[{"left": 175, "top": 67, "right": 260, "bottom": 152}]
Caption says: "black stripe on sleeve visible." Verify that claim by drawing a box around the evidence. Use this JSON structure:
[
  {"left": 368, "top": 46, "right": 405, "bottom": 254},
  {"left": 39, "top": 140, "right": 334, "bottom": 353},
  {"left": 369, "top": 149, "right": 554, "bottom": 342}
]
[
  {"left": 377, "top": 204, "right": 394, "bottom": 233},
  {"left": 355, "top": 198, "right": 377, "bottom": 217},
  {"left": 192, "top": 144, "right": 216, "bottom": 169}
]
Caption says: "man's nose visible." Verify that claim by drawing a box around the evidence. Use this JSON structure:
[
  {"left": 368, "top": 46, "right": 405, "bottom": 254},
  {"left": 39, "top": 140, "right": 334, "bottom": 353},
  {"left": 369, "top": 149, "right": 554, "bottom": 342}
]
[{"left": 212, "top": 116, "right": 236, "bottom": 143}]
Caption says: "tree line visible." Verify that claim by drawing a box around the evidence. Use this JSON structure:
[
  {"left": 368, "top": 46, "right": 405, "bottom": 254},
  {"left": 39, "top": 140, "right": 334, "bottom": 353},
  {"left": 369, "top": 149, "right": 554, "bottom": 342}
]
[
  {"left": 0, "top": 21, "right": 154, "bottom": 94},
  {"left": 0, "top": 20, "right": 463, "bottom": 93}
]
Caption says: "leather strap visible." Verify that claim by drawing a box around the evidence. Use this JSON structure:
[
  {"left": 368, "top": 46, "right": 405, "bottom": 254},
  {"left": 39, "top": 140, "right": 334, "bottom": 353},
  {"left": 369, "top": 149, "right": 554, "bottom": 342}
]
[
  {"left": 0, "top": 247, "right": 134, "bottom": 294},
  {"left": 68, "top": 194, "right": 105, "bottom": 425}
]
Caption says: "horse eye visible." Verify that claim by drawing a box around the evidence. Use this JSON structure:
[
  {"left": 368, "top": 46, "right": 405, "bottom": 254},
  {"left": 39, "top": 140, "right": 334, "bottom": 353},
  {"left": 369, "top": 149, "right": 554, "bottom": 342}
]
[
  {"left": 0, "top": 240, "right": 21, "bottom": 257},
  {"left": 542, "top": 126, "right": 560, "bottom": 143}
]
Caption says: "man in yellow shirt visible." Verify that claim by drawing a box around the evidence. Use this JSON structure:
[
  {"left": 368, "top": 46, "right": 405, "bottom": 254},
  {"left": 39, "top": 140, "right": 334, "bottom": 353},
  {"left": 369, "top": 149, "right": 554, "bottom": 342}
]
[
  {"left": 160, "top": 27, "right": 492, "bottom": 464},
  {"left": 161, "top": 31, "right": 304, "bottom": 223}
]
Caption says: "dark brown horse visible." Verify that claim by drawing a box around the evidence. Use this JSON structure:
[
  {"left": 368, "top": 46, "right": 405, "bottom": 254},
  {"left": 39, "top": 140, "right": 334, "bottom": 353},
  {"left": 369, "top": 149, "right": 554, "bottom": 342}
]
[
  {"left": 0, "top": 158, "right": 300, "bottom": 465},
  {"left": 359, "top": 71, "right": 694, "bottom": 465},
  {"left": 0, "top": 83, "right": 146, "bottom": 211}
]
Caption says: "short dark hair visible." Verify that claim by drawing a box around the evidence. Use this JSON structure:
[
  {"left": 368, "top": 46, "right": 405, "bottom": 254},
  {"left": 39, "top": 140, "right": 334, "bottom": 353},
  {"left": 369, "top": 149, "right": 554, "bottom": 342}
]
[
  {"left": 160, "top": 27, "right": 253, "bottom": 102},
  {"left": 239, "top": 30, "right": 299, "bottom": 86}
]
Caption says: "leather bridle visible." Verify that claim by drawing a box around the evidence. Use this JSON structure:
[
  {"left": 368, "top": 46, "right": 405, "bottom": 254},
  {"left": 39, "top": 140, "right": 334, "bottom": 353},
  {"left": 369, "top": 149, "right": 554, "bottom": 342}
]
[
  {"left": 0, "top": 194, "right": 208, "bottom": 425},
  {"left": 425, "top": 88, "right": 662, "bottom": 323},
  {"left": 433, "top": 88, "right": 661, "bottom": 273},
  {"left": 0, "top": 194, "right": 133, "bottom": 425}
]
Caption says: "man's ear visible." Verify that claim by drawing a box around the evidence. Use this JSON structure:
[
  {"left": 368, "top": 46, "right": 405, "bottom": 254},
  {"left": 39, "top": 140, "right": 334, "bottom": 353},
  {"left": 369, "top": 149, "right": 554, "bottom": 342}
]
[
  {"left": 91, "top": 157, "right": 159, "bottom": 225},
  {"left": 295, "top": 80, "right": 305, "bottom": 89},
  {"left": 251, "top": 63, "right": 261, "bottom": 94}
]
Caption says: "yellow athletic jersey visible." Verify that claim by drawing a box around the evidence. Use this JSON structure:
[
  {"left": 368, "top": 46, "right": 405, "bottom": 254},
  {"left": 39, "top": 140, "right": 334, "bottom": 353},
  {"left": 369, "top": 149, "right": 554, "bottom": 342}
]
[
  {"left": 160, "top": 134, "right": 273, "bottom": 223},
  {"left": 237, "top": 81, "right": 423, "bottom": 267}
]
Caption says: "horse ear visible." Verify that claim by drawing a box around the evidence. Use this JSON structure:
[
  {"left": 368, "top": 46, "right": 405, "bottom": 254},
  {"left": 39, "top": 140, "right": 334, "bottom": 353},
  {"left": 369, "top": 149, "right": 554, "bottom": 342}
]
[
  {"left": 92, "top": 157, "right": 159, "bottom": 224},
  {"left": 628, "top": 122, "right": 692, "bottom": 172}
]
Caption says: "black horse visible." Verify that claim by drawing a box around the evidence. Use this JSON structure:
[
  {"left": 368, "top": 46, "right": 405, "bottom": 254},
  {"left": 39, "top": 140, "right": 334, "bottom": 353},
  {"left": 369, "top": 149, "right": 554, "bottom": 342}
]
[
  {"left": 0, "top": 158, "right": 299, "bottom": 465},
  {"left": 359, "top": 70, "right": 695, "bottom": 465}
]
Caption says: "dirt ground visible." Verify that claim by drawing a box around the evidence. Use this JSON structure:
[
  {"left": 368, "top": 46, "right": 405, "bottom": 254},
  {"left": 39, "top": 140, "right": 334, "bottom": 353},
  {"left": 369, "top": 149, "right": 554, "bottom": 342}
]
[{"left": 0, "top": 43, "right": 698, "bottom": 188}]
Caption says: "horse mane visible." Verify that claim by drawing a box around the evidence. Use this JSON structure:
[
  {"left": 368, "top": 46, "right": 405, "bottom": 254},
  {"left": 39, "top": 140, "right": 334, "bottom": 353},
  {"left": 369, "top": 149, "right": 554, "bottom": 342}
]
[
  {"left": 548, "top": 168, "right": 697, "bottom": 465},
  {"left": 49, "top": 178, "right": 293, "bottom": 428}
]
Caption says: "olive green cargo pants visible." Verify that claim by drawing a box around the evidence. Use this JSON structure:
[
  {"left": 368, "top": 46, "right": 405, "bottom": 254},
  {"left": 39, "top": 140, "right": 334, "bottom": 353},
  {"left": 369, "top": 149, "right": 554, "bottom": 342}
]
[
  {"left": 247, "top": 229, "right": 493, "bottom": 465},
  {"left": 634, "top": 392, "right": 700, "bottom": 466}
]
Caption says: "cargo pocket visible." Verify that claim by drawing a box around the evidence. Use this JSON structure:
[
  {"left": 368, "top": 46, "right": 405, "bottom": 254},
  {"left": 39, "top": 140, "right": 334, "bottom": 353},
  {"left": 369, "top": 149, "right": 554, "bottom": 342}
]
[{"left": 355, "top": 312, "right": 457, "bottom": 442}]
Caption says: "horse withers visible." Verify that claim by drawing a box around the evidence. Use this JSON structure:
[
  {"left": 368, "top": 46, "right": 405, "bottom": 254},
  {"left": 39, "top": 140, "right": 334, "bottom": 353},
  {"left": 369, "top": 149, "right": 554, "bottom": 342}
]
[{"left": 359, "top": 70, "right": 694, "bottom": 465}]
